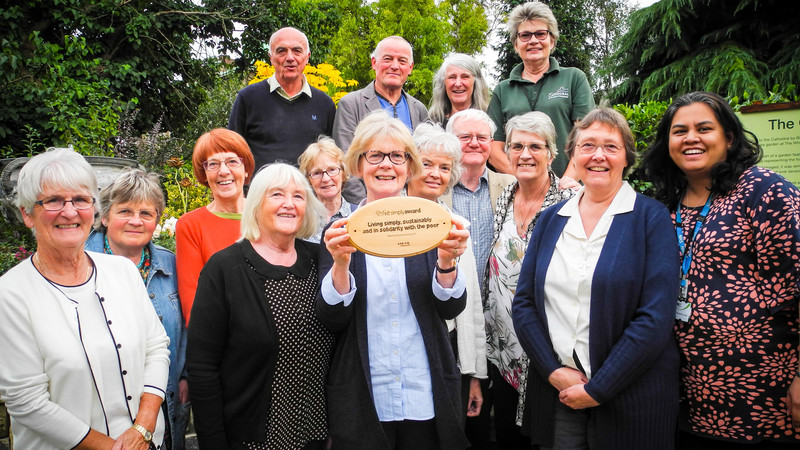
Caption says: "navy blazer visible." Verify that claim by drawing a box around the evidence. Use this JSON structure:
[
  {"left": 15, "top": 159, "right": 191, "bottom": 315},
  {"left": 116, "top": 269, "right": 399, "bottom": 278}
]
[
  {"left": 512, "top": 193, "right": 680, "bottom": 449},
  {"left": 316, "top": 245, "right": 469, "bottom": 449}
]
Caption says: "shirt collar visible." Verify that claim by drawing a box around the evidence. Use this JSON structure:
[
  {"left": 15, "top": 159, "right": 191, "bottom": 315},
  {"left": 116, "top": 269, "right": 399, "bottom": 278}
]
[
  {"left": 267, "top": 74, "right": 312, "bottom": 100},
  {"left": 509, "top": 57, "right": 561, "bottom": 82},
  {"left": 557, "top": 181, "right": 636, "bottom": 218}
]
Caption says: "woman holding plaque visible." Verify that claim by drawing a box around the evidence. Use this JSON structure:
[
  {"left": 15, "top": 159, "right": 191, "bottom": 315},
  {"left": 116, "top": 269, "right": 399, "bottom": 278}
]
[
  {"left": 407, "top": 123, "right": 487, "bottom": 421},
  {"left": 484, "top": 111, "right": 574, "bottom": 448},
  {"left": 512, "top": 108, "right": 680, "bottom": 448},
  {"left": 317, "top": 111, "right": 471, "bottom": 449},
  {"left": 642, "top": 91, "right": 800, "bottom": 447}
]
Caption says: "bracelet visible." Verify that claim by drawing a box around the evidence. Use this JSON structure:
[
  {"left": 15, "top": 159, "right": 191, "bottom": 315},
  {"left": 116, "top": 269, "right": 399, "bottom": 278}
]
[{"left": 435, "top": 261, "right": 457, "bottom": 273}]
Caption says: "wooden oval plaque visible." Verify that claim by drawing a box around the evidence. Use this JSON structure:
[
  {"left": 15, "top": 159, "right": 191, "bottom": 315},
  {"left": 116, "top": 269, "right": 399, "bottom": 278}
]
[{"left": 347, "top": 196, "right": 452, "bottom": 257}]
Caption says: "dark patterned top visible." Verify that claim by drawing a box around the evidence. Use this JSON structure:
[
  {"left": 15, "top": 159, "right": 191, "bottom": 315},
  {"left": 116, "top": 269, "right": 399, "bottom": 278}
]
[
  {"left": 674, "top": 166, "right": 800, "bottom": 442},
  {"left": 245, "top": 262, "right": 335, "bottom": 449}
]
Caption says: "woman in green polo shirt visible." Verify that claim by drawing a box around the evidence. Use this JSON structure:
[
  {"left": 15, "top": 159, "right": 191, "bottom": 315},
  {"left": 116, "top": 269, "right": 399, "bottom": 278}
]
[{"left": 487, "top": 1, "right": 594, "bottom": 185}]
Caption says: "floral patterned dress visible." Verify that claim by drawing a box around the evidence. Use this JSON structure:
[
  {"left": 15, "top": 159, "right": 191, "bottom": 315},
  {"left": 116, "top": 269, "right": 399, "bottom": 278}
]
[
  {"left": 674, "top": 166, "right": 800, "bottom": 442},
  {"left": 484, "top": 172, "right": 573, "bottom": 423}
]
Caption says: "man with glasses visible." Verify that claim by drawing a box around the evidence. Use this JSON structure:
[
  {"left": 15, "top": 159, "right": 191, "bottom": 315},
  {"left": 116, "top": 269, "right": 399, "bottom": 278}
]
[
  {"left": 487, "top": 1, "right": 594, "bottom": 188},
  {"left": 228, "top": 27, "right": 336, "bottom": 172},
  {"left": 441, "top": 108, "right": 515, "bottom": 450}
]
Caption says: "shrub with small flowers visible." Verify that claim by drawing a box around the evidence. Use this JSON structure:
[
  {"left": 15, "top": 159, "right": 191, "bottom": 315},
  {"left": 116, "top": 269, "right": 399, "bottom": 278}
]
[{"left": 249, "top": 61, "right": 359, "bottom": 105}]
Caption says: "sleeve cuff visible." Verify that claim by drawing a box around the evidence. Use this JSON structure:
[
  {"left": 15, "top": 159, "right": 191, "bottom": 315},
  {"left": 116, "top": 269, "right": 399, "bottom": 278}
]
[
  {"left": 432, "top": 263, "right": 466, "bottom": 300},
  {"left": 322, "top": 270, "right": 357, "bottom": 307}
]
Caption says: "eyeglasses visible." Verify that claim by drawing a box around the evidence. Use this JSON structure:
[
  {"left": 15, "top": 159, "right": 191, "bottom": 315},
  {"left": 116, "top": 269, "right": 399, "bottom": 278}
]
[
  {"left": 456, "top": 133, "right": 492, "bottom": 144},
  {"left": 576, "top": 142, "right": 623, "bottom": 155},
  {"left": 202, "top": 157, "right": 243, "bottom": 171},
  {"left": 35, "top": 196, "right": 96, "bottom": 211},
  {"left": 113, "top": 208, "right": 158, "bottom": 222},
  {"left": 517, "top": 30, "right": 550, "bottom": 43},
  {"left": 308, "top": 167, "right": 342, "bottom": 179},
  {"left": 362, "top": 150, "right": 409, "bottom": 165},
  {"left": 509, "top": 142, "right": 548, "bottom": 154}
]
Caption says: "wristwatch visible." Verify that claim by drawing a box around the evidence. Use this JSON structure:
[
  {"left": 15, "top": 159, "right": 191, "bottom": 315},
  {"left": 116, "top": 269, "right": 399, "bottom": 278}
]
[{"left": 131, "top": 423, "right": 153, "bottom": 443}]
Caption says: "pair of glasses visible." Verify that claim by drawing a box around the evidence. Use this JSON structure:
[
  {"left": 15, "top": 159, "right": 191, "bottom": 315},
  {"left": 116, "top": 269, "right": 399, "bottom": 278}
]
[
  {"left": 362, "top": 150, "right": 409, "bottom": 165},
  {"left": 113, "top": 208, "right": 158, "bottom": 222},
  {"left": 517, "top": 30, "right": 550, "bottom": 42},
  {"left": 308, "top": 167, "right": 342, "bottom": 179},
  {"left": 509, "top": 142, "right": 548, "bottom": 154},
  {"left": 202, "top": 157, "right": 243, "bottom": 171},
  {"left": 576, "top": 143, "right": 622, "bottom": 155},
  {"left": 35, "top": 196, "right": 95, "bottom": 211},
  {"left": 456, "top": 133, "right": 491, "bottom": 144}
]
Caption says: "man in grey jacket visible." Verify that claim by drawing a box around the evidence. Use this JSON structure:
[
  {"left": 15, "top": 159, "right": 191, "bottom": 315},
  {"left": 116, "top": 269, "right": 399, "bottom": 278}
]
[{"left": 333, "top": 36, "right": 429, "bottom": 201}]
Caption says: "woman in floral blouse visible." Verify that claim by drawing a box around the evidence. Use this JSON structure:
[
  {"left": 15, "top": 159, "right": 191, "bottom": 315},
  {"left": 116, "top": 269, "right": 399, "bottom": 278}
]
[
  {"left": 643, "top": 91, "right": 800, "bottom": 448},
  {"left": 483, "top": 111, "right": 574, "bottom": 447}
]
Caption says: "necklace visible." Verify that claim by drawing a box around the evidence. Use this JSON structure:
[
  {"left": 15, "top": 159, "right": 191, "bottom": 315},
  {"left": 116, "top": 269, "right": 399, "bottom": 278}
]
[
  {"left": 514, "top": 195, "right": 543, "bottom": 236},
  {"left": 32, "top": 252, "right": 93, "bottom": 285}
]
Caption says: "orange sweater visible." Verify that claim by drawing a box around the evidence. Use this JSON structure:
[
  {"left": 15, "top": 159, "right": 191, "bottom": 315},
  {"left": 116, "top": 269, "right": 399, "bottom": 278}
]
[{"left": 175, "top": 206, "right": 241, "bottom": 324}]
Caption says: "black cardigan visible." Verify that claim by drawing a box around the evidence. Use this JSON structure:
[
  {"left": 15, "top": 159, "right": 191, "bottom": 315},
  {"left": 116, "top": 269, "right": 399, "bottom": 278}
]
[{"left": 187, "top": 239, "right": 325, "bottom": 449}]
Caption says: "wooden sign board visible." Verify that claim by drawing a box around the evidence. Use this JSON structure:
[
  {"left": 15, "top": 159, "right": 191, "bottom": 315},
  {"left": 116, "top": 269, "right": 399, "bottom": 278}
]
[{"left": 347, "top": 196, "right": 452, "bottom": 257}]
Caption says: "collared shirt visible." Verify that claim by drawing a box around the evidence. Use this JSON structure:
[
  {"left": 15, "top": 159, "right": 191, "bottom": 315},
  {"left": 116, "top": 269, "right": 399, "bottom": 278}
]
[
  {"left": 320, "top": 203, "right": 466, "bottom": 421},
  {"left": 267, "top": 74, "right": 313, "bottom": 101},
  {"left": 451, "top": 168, "right": 494, "bottom": 282},
  {"left": 307, "top": 198, "right": 354, "bottom": 244},
  {"left": 376, "top": 91, "right": 412, "bottom": 130},
  {"left": 544, "top": 182, "right": 636, "bottom": 379}
]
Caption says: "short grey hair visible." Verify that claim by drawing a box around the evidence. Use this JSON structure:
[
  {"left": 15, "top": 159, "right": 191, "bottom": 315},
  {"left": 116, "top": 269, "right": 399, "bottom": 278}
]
[
  {"left": 15, "top": 147, "right": 99, "bottom": 215},
  {"left": 505, "top": 112, "right": 558, "bottom": 159},
  {"left": 268, "top": 27, "right": 310, "bottom": 56},
  {"left": 240, "top": 163, "right": 324, "bottom": 241},
  {"left": 371, "top": 36, "right": 414, "bottom": 64},
  {"left": 507, "top": 1, "right": 560, "bottom": 50},
  {"left": 446, "top": 109, "right": 497, "bottom": 136},
  {"left": 412, "top": 123, "right": 463, "bottom": 194},
  {"left": 96, "top": 168, "right": 165, "bottom": 231},
  {"left": 428, "top": 53, "right": 491, "bottom": 126}
]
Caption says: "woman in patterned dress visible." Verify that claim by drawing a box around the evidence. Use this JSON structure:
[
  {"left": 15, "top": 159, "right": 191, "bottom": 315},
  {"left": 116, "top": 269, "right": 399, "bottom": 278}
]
[
  {"left": 483, "top": 111, "right": 574, "bottom": 448},
  {"left": 643, "top": 91, "right": 800, "bottom": 448},
  {"left": 186, "top": 163, "right": 334, "bottom": 450}
]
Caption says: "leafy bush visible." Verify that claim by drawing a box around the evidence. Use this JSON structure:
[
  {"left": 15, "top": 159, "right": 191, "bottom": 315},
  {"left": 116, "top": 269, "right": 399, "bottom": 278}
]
[
  {"left": 613, "top": 100, "right": 670, "bottom": 195},
  {"left": 0, "top": 220, "right": 35, "bottom": 276}
]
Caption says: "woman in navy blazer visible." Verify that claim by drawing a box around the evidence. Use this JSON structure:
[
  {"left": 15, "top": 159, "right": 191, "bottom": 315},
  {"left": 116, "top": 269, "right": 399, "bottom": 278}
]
[
  {"left": 316, "top": 112, "right": 471, "bottom": 449},
  {"left": 512, "top": 108, "right": 680, "bottom": 449}
]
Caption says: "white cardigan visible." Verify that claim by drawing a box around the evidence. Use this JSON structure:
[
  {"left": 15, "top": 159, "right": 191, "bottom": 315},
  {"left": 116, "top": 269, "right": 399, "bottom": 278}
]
[
  {"left": 446, "top": 216, "right": 488, "bottom": 379},
  {"left": 0, "top": 251, "right": 170, "bottom": 449}
]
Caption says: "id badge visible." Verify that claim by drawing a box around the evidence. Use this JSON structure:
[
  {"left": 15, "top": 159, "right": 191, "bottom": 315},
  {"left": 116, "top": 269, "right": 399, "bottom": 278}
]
[{"left": 675, "top": 300, "right": 692, "bottom": 322}]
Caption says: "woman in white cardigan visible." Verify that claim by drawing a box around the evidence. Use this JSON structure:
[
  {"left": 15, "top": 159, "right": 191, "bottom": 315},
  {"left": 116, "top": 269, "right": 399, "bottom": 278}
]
[
  {"left": 0, "top": 148, "right": 169, "bottom": 450},
  {"left": 407, "top": 123, "right": 488, "bottom": 419}
]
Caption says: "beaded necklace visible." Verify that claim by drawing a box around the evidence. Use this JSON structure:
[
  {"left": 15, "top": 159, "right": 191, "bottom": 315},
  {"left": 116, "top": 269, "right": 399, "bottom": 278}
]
[{"left": 103, "top": 233, "right": 151, "bottom": 281}]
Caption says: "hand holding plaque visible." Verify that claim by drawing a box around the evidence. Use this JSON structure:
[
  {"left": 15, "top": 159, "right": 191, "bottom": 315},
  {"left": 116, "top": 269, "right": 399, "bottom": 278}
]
[{"left": 346, "top": 197, "right": 455, "bottom": 257}]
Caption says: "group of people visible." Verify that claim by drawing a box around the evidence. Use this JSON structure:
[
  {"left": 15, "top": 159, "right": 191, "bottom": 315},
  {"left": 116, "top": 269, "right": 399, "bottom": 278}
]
[{"left": 0, "top": 1, "right": 798, "bottom": 450}]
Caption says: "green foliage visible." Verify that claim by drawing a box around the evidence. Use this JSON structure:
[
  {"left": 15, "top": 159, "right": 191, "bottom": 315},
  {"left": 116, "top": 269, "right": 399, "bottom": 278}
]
[
  {"left": 0, "top": 219, "right": 35, "bottom": 276},
  {"left": 161, "top": 158, "right": 212, "bottom": 221},
  {"left": 203, "top": 0, "right": 344, "bottom": 67},
  {"left": 183, "top": 74, "right": 245, "bottom": 144},
  {"left": 0, "top": 0, "right": 218, "bottom": 155},
  {"left": 610, "top": 0, "right": 799, "bottom": 104},
  {"left": 613, "top": 100, "right": 670, "bottom": 194},
  {"left": 729, "top": 84, "right": 799, "bottom": 111},
  {"left": 0, "top": 31, "right": 127, "bottom": 157}
]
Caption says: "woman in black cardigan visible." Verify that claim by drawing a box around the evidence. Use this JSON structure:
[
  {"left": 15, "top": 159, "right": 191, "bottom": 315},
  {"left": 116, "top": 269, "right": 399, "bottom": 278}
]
[{"left": 187, "top": 163, "right": 334, "bottom": 450}]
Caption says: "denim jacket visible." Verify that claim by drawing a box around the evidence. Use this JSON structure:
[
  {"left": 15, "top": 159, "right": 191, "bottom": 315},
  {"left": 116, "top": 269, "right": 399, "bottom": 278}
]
[{"left": 86, "top": 232, "right": 189, "bottom": 449}]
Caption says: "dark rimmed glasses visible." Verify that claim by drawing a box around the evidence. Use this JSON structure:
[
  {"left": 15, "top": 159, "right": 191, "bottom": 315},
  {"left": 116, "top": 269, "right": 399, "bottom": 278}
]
[
  {"left": 517, "top": 30, "right": 551, "bottom": 43},
  {"left": 308, "top": 167, "right": 342, "bottom": 179},
  {"left": 362, "top": 150, "right": 409, "bottom": 165}
]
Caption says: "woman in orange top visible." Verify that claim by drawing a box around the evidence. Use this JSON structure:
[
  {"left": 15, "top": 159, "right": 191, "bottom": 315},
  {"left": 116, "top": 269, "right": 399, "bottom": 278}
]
[{"left": 175, "top": 128, "right": 255, "bottom": 324}]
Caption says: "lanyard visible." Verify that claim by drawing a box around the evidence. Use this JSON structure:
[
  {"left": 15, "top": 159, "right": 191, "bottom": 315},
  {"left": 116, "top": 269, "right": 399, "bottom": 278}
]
[{"left": 675, "top": 194, "right": 714, "bottom": 301}]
